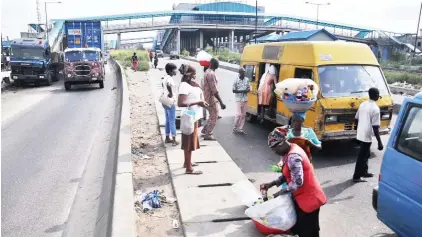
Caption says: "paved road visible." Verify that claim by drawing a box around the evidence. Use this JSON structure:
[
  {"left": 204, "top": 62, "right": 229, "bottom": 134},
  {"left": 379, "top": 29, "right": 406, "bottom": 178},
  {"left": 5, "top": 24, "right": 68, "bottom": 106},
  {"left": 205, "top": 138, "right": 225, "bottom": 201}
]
[
  {"left": 1, "top": 65, "right": 119, "bottom": 237},
  {"left": 158, "top": 58, "right": 397, "bottom": 237}
]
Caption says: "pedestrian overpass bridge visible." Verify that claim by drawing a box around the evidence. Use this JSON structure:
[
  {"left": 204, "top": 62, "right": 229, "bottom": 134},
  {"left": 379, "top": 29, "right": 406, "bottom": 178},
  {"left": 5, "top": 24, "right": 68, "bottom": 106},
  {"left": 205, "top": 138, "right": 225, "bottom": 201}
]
[{"left": 48, "top": 10, "right": 403, "bottom": 53}]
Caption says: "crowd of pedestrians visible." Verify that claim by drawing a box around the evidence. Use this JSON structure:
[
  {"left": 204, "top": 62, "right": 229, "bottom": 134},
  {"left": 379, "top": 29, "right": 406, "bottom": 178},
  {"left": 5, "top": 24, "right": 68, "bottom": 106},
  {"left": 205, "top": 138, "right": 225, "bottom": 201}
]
[{"left": 157, "top": 55, "right": 385, "bottom": 236}]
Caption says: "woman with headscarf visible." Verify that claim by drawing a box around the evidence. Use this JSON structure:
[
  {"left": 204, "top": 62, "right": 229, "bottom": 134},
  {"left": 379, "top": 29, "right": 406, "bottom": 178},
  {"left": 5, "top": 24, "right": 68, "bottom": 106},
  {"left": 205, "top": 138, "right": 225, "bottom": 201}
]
[
  {"left": 285, "top": 113, "right": 322, "bottom": 162},
  {"left": 258, "top": 64, "right": 277, "bottom": 123},
  {"left": 177, "top": 64, "right": 208, "bottom": 175},
  {"left": 261, "top": 127, "right": 326, "bottom": 237}
]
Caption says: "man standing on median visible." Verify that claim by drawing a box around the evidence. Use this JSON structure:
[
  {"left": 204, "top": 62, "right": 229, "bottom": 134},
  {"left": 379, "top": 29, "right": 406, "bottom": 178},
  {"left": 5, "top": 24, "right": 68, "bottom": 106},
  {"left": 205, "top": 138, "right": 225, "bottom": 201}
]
[
  {"left": 232, "top": 67, "right": 250, "bottom": 135},
  {"left": 201, "top": 58, "right": 226, "bottom": 140},
  {"left": 352, "top": 87, "right": 384, "bottom": 183}
]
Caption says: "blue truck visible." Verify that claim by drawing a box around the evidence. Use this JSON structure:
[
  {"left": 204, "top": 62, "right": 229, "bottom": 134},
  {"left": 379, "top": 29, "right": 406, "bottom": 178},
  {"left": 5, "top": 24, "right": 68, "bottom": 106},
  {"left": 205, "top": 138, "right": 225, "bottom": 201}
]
[
  {"left": 64, "top": 20, "right": 104, "bottom": 52},
  {"left": 10, "top": 38, "right": 62, "bottom": 86}
]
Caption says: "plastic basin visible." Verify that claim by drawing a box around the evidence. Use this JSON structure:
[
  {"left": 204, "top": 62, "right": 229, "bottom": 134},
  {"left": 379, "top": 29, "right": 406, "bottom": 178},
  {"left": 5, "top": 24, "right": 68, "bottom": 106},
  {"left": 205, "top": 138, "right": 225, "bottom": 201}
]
[
  {"left": 282, "top": 98, "right": 316, "bottom": 113},
  {"left": 252, "top": 219, "right": 290, "bottom": 235}
]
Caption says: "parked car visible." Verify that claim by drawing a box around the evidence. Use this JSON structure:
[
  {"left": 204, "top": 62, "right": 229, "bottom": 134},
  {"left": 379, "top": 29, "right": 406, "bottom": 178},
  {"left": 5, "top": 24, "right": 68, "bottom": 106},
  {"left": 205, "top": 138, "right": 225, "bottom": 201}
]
[
  {"left": 155, "top": 50, "right": 164, "bottom": 58},
  {"left": 63, "top": 47, "right": 105, "bottom": 91},
  {"left": 372, "top": 91, "right": 422, "bottom": 237},
  {"left": 169, "top": 51, "right": 179, "bottom": 60}
]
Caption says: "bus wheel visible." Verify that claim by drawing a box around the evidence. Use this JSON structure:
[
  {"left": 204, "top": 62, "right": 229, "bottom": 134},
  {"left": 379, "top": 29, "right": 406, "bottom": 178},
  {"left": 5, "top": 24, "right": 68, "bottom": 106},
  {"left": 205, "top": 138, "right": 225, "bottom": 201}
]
[{"left": 246, "top": 113, "right": 257, "bottom": 123}]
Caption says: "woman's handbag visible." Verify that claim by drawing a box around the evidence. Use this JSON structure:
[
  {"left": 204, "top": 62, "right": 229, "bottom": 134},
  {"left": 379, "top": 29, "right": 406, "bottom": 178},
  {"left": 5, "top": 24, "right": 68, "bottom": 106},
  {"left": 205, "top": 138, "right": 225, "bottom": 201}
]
[{"left": 159, "top": 93, "right": 175, "bottom": 108}]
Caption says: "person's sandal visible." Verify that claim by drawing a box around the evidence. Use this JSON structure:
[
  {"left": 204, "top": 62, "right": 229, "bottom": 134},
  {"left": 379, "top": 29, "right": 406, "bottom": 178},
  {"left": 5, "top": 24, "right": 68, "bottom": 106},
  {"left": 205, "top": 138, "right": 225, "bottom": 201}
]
[
  {"left": 203, "top": 135, "right": 217, "bottom": 141},
  {"left": 185, "top": 169, "right": 203, "bottom": 175},
  {"left": 238, "top": 130, "right": 247, "bottom": 135},
  {"left": 165, "top": 138, "right": 173, "bottom": 143},
  {"left": 172, "top": 140, "right": 179, "bottom": 146}
]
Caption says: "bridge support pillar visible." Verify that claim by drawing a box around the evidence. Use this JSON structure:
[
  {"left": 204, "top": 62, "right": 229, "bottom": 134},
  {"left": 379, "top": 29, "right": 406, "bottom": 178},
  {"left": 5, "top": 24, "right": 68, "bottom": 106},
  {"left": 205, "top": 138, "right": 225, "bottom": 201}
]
[
  {"left": 176, "top": 29, "right": 181, "bottom": 54},
  {"left": 229, "top": 30, "right": 235, "bottom": 52},
  {"left": 199, "top": 30, "right": 204, "bottom": 49},
  {"left": 117, "top": 33, "right": 121, "bottom": 49}
]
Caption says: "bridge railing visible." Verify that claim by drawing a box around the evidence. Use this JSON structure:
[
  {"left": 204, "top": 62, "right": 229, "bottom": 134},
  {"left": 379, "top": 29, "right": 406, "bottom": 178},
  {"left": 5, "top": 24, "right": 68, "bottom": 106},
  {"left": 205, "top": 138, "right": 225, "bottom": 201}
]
[
  {"left": 103, "top": 20, "right": 368, "bottom": 39},
  {"left": 103, "top": 19, "right": 301, "bottom": 31}
]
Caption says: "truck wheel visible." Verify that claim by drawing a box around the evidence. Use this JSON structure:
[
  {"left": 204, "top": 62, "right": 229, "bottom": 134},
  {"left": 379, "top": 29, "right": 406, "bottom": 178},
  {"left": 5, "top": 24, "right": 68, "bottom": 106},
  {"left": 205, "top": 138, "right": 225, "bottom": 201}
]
[
  {"left": 46, "top": 74, "right": 52, "bottom": 86},
  {"left": 52, "top": 73, "right": 59, "bottom": 82},
  {"left": 14, "top": 80, "right": 22, "bottom": 87},
  {"left": 65, "top": 82, "right": 71, "bottom": 91},
  {"left": 99, "top": 81, "right": 104, "bottom": 89}
]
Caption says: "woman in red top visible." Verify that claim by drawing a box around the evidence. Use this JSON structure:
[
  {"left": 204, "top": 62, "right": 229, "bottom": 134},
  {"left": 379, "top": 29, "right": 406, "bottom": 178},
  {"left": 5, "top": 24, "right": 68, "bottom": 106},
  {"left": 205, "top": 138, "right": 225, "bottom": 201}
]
[{"left": 261, "top": 127, "right": 327, "bottom": 237}]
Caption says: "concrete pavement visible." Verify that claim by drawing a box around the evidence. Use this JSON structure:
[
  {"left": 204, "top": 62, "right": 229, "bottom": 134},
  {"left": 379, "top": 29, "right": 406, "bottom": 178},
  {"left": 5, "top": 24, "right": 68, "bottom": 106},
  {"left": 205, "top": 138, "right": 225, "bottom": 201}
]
[
  {"left": 1, "top": 65, "right": 120, "bottom": 237},
  {"left": 148, "top": 60, "right": 262, "bottom": 236},
  {"left": 151, "top": 57, "right": 397, "bottom": 237}
]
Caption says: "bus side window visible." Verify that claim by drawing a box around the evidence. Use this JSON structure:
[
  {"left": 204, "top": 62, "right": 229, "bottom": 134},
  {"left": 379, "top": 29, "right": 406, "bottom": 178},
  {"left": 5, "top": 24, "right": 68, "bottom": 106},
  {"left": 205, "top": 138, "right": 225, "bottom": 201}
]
[
  {"left": 244, "top": 65, "right": 255, "bottom": 82},
  {"left": 294, "top": 68, "right": 313, "bottom": 80}
]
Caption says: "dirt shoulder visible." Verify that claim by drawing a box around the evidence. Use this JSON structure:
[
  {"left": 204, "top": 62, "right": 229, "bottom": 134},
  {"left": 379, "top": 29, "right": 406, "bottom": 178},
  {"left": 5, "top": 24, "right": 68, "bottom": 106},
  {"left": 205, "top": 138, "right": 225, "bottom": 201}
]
[{"left": 126, "top": 68, "right": 182, "bottom": 237}]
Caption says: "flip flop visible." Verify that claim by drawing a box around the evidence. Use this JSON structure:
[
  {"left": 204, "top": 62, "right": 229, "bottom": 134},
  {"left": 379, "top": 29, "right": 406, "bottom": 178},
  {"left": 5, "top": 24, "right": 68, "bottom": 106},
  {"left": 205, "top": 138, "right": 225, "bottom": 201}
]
[
  {"left": 172, "top": 141, "right": 179, "bottom": 146},
  {"left": 183, "top": 163, "right": 199, "bottom": 168},
  {"left": 185, "top": 170, "right": 203, "bottom": 175},
  {"left": 203, "top": 135, "right": 217, "bottom": 141}
]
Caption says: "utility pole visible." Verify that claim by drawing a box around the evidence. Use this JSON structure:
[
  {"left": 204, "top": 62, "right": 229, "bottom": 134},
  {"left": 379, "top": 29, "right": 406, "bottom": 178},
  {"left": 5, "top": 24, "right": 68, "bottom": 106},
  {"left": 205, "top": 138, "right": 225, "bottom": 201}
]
[
  {"left": 36, "top": 0, "right": 42, "bottom": 33},
  {"left": 44, "top": 1, "right": 62, "bottom": 40},
  {"left": 255, "top": 0, "right": 258, "bottom": 44},
  {"left": 414, "top": 2, "right": 422, "bottom": 57},
  {"left": 305, "top": 1, "right": 330, "bottom": 29}
]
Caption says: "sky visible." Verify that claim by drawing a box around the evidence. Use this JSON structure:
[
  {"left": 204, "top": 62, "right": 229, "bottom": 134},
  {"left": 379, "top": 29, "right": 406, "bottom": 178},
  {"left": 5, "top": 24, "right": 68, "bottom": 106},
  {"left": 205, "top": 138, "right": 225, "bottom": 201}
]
[{"left": 1, "top": 0, "right": 421, "bottom": 41}]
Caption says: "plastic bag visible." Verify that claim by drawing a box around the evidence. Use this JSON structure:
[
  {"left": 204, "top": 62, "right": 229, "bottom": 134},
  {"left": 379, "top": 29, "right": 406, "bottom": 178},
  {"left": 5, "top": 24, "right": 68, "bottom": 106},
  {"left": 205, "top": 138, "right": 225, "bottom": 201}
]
[
  {"left": 245, "top": 195, "right": 297, "bottom": 231},
  {"left": 180, "top": 108, "right": 195, "bottom": 135},
  {"left": 196, "top": 50, "right": 212, "bottom": 67},
  {"left": 232, "top": 180, "right": 262, "bottom": 208},
  {"left": 274, "top": 78, "right": 319, "bottom": 101}
]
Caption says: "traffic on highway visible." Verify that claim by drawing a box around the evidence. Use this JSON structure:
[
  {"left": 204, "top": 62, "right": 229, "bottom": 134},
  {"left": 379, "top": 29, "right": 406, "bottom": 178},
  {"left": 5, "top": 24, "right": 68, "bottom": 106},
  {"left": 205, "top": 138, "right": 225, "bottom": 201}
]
[{"left": 1, "top": 1, "right": 421, "bottom": 237}]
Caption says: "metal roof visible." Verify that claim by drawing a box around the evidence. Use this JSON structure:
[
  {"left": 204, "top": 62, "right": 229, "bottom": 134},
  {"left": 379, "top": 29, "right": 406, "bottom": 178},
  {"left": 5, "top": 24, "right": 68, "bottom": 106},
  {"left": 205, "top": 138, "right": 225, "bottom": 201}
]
[
  {"left": 255, "top": 29, "right": 338, "bottom": 42},
  {"left": 278, "top": 29, "right": 338, "bottom": 41}
]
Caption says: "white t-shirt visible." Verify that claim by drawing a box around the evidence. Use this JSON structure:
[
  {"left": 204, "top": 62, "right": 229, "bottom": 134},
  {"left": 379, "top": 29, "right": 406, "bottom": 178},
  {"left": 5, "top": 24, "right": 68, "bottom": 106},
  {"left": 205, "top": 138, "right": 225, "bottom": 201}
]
[
  {"left": 178, "top": 82, "right": 203, "bottom": 121},
  {"left": 355, "top": 100, "right": 381, "bottom": 143},
  {"left": 162, "top": 75, "right": 176, "bottom": 98}
]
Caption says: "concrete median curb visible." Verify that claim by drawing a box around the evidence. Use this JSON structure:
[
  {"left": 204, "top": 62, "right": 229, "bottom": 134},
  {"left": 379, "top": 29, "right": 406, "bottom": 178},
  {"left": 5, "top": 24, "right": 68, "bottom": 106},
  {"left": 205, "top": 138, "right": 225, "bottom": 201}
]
[
  {"left": 110, "top": 58, "right": 136, "bottom": 237},
  {"left": 182, "top": 56, "right": 406, "bottom": 114}
]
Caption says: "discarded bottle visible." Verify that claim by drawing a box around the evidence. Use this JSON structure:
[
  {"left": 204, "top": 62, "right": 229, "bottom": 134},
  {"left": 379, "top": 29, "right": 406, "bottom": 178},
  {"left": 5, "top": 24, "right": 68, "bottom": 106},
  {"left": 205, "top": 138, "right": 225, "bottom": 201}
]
[{"left": 142, "top": 201, "right": 152, "bottom": 212}]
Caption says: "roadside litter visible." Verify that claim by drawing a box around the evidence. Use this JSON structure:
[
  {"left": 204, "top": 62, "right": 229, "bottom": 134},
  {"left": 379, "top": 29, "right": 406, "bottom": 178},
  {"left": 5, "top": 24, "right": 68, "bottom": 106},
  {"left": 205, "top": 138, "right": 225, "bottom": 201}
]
[
  {"left": 131, "top": 147, "right": 152, "bottom": 159},
  {"left": 135, "top": 190, "right": 177, "bottom": 213},
  {"left": 232, "top": 180, "right": 297, "bottom": 235},
  {"left": 172, "top": 219, "right": 180, "bottom": 229}
]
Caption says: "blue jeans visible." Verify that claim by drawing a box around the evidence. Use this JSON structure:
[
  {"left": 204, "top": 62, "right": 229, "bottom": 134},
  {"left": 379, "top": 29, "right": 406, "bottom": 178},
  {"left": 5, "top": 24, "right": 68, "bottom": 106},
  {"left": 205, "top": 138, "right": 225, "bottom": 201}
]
[{"left": 162, "top": 104, "right": 177, "bottom": 137}]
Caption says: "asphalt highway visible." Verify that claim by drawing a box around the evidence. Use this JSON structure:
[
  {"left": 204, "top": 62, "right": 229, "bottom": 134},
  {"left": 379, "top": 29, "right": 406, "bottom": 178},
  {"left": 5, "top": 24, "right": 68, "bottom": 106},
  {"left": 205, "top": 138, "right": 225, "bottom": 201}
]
[{"left": 1, "top": 64, "right": 119, "bottom": 237}]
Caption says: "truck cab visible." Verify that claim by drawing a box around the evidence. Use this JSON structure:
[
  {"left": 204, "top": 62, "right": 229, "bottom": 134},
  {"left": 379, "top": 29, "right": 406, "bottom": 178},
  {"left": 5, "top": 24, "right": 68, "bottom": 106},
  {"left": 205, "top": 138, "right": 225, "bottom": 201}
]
[
  {"left": 10, "top": 38, "right": 60, "bottom": 86},
  {"left": 63, "top": 47, "right": 105, "bottom": 91},
  {"left": 372, "top": 92, "right": 422, "bottom": 237}
]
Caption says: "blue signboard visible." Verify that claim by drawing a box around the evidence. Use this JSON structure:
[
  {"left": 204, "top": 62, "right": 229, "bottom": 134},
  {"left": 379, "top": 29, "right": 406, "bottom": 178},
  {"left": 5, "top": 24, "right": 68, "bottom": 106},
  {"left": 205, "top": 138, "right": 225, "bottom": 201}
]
[{"left": 65, "top": 20, "right": 103, "bottom": 51}]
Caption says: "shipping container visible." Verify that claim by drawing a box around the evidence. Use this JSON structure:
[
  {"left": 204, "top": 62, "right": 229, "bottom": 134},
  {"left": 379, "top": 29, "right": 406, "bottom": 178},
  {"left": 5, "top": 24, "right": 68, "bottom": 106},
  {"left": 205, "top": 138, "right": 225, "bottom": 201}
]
[{"left": 64, "top": 20, "right": 104, "bottom": 52}]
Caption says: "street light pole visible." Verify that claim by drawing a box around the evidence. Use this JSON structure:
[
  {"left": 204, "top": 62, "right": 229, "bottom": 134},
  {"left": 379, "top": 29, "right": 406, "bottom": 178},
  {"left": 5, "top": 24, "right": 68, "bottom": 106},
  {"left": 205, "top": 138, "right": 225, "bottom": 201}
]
[
  {"left": 413, "top": 2, "right": 422, "bottom": 57},
  {"left": 305, "top": 1, "right": 330, "bottom": 29},
  {"left": 44, "top": 1, "right": 62, "bottom": 40}
]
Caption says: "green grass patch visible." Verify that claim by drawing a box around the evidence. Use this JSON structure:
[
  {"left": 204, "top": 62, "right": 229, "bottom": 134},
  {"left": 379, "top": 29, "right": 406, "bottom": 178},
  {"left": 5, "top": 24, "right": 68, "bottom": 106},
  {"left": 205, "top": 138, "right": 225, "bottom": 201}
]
[
  {"left": 384, "top": 71, "right": 422, "bottom": 85},
  {"left": 110, "top": 50, "right": 150, "bottom": 71}
]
